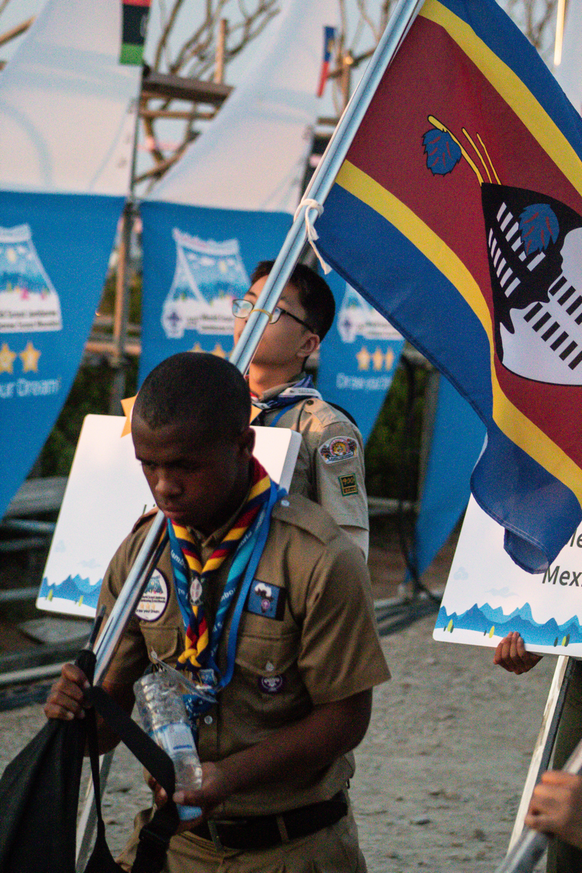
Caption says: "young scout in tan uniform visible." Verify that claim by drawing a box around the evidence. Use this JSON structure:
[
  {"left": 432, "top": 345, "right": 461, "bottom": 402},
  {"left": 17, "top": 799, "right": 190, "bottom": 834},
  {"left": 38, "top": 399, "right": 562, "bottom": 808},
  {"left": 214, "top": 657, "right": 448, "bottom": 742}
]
[
  {"left": 232, "top": 261, "right": 369, "bottom": 558},
  {"left": 45, "top": 352, "right": 390, "bottom": 873}
]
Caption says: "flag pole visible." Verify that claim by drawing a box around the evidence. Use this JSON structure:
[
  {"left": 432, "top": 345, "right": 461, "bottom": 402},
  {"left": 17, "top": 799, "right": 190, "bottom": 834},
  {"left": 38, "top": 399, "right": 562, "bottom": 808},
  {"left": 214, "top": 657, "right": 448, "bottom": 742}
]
[
  {"left": 229, "top": 0, "right": 426, "bottom": 374},
  {"left": 93, "top": 0, "right": 426, "bottom": 682}
]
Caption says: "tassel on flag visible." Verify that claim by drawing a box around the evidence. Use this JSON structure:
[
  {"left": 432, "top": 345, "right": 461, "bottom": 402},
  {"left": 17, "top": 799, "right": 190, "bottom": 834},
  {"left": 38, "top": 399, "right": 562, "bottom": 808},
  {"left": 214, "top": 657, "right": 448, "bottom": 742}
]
[
  {"left": 120, "top": 0, "right": 151, "bottom": 66},
  {"left": 317, "top": 26, "right": 337, "bottom": 97}
]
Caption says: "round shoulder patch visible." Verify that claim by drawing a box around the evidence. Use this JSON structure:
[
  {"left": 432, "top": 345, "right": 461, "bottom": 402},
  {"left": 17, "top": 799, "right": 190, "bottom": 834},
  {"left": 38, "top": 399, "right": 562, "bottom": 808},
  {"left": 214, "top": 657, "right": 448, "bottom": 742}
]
[
  {"left": 135, "top": 570, "right": 169, "bottom": 622},
  {"left": 318, "top": 435, "right": 358, "bottom": 464}
]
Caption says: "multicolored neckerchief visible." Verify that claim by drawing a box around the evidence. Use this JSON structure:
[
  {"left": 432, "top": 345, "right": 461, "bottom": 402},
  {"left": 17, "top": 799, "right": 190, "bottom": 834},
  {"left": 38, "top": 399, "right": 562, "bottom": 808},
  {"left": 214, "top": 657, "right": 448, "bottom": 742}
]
[{"left": 167, "top": 457, "right": 271, "bottom": 682}]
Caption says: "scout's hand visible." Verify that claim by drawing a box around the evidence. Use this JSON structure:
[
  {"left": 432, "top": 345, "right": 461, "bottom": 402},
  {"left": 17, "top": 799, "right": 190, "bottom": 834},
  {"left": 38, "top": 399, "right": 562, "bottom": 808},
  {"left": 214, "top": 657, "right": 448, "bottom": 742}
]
[
  {"left": 525, "top": 771, "right": 582, "bottom": 850},
  {"left": 493, "top": 632, "right": 543, "bottom": 674},
  {"left": 173, "top": 762, "right": 232, "bottom": 829},
  {"left": 44, "top": 663, "right": 91, "bottom": 721},
  {"left": 147, "top": 763, "right": 231, "bottom": 832}
]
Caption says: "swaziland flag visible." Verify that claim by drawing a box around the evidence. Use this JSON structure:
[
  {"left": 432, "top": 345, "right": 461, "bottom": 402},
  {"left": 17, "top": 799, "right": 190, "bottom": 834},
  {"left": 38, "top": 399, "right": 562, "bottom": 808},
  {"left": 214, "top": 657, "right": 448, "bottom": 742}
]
[{"left": 316, "top": 0, "right": 582, "bottom": 573}]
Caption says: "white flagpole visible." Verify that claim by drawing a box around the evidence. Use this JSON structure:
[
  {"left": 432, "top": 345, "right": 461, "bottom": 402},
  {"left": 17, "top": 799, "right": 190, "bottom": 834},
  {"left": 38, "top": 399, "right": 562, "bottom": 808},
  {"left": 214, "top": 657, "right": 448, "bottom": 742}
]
[
  {"left": 93, "top": 0, "right": 426, "bottom": 682},
  {"left": 229, "top": 0, "right": 426, "bottom": 374}
]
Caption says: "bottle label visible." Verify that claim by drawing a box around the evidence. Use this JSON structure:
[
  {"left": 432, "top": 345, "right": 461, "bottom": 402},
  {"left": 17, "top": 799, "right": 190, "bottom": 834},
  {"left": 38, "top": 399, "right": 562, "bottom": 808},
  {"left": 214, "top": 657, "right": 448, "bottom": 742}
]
[{"left": 153, "top": 722, "right": 195, "bottom": 756}]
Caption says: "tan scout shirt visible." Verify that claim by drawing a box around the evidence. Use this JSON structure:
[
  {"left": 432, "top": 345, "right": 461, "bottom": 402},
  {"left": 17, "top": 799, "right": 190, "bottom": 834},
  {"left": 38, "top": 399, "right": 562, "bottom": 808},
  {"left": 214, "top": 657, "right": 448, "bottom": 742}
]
[
  {"left": 253, "top": 379, "right": 369, "bottom": 556},
  {"left": 98, "top": 493, "right": 389, "bottom": 817}
]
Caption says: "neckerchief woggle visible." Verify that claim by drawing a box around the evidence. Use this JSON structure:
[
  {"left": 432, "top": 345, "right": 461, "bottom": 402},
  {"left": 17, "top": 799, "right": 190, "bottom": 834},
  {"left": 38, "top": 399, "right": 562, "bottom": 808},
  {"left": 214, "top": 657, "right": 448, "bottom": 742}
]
[
  {"left": 251, "top": 373, "right": 322, "bottom": 428},
  {"left": 167, "top": 473, "right": 284, "bottom": 721}
]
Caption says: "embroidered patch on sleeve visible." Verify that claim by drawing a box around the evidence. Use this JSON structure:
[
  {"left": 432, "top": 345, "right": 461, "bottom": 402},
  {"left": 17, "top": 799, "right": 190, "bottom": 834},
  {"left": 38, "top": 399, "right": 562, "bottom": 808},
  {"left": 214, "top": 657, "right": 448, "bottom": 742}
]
[
  {"left": 339, "top": 474, "right": 358, "bottom": 496},
  {"left": 318, "top": 436, "right": 358, "bottom": 464},
  {"left": 246, "top": 580, "right": 286, "bottom": 620}
]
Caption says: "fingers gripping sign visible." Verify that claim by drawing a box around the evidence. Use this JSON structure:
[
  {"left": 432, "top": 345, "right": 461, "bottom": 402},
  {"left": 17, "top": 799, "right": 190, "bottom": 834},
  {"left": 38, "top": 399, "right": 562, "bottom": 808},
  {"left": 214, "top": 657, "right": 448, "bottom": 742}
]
[{"left": 493, "top": 631, "right": 543, "bottom": 675}]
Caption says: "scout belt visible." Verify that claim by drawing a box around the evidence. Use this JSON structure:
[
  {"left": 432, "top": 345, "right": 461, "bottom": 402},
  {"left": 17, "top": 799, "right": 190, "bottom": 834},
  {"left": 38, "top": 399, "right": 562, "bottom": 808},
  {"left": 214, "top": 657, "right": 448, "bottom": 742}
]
[{"left": 191, "top": 790, "right": 348, "bottom": 851}]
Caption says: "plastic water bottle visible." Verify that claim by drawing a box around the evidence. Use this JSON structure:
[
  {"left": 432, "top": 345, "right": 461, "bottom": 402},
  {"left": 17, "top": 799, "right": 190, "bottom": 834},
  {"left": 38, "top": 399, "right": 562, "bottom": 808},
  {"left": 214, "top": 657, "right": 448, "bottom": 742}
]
[{"left": 134, "top": 671, "right": 203, "bottom": 821}]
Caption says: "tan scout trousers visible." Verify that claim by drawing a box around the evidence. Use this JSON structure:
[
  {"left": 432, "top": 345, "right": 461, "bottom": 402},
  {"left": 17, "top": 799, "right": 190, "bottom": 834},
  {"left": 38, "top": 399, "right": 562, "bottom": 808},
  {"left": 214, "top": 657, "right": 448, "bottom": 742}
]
[{"left": 117, "top": 804, "right": 367, "bottom": 873}]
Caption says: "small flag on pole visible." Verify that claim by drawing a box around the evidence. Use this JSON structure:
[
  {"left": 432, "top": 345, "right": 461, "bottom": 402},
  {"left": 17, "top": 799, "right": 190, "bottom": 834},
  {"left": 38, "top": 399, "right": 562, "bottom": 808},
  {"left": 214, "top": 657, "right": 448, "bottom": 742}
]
[
  {"left": 120, "top": 0, "right": 151, "bottom": 66},
  {"left": 315, "top": 0, "right": 582, "bottom": 573},
  {"left": 317, "top": 26, "right": 337, "bottom": 97}
]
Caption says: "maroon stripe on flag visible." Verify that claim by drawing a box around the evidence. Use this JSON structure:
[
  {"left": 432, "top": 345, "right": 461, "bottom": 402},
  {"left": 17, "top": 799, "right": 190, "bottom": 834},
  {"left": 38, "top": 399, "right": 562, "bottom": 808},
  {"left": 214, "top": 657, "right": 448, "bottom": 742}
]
[{"left": 344, "top": 14, "right": 582, "bottom": 466}]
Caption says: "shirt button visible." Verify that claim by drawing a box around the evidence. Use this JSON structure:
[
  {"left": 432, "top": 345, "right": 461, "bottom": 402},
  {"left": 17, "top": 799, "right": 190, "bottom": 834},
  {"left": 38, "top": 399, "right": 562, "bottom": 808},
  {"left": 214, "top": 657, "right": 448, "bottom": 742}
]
[
  {"left": 204, "top": 715, "right": 213, "bottom": 725},
  {"left": 281, "top": 499, "right": 290, "bottom": 507}
]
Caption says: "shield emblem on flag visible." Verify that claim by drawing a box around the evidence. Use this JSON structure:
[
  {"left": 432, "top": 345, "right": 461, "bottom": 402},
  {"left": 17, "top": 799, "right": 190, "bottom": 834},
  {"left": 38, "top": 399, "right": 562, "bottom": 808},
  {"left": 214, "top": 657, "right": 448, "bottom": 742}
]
[{"left": 482, "top": 184, "right": 582, "bottom": 385}]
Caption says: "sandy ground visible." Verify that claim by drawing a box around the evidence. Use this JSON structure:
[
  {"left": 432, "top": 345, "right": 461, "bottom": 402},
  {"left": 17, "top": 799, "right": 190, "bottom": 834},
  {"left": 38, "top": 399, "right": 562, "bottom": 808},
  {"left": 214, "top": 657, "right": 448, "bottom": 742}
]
[{"left": 0, "top": 609, "right": 556, "bottom": 873}]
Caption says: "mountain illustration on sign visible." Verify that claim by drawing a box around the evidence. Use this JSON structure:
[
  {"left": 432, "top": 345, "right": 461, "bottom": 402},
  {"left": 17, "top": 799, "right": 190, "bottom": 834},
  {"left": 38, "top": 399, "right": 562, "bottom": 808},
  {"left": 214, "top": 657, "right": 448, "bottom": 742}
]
[
  {"left": 436, "top": 600, "right": 582, "bottom": 648},
  {"left": 423, "top": 115, "right": 582, "bottom": 385},
  {"left": 39, "top": 573, "right": 101, "bottom": 610}
]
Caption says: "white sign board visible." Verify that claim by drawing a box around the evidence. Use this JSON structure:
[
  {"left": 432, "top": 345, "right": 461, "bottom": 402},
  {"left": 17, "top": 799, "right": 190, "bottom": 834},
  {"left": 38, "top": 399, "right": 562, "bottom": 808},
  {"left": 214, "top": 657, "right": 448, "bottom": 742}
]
[
  {"left": 434, "top": 496, "right": 582, "bottom": 657},
  {"left": 37, "top": 415, "right": 301, "bottom": 618}
]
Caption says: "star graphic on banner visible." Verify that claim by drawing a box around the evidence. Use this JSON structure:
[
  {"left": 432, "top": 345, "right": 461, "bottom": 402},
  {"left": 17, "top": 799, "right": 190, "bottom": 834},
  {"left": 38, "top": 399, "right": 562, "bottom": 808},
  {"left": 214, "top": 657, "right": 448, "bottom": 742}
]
[
  {"left": 385, "top": 348, "right": 394, "bottom": 370},
  {"left": 0, "top": 342, "right": 17, "bottom": 374},
  {"left": 372, "top": 347, "right": 385, "bottom": 371},
  {"left": 191, "top": 342, "right": 203, "bottom": 353},
  {"left": 356, "top": 346, "right": 371, "bottom": 371},
  {"left": 211, "top": 343, "right": 227, "bottom": 359},
  {"left": 20, "top": 341, "right": 41, "bottom": 373}
]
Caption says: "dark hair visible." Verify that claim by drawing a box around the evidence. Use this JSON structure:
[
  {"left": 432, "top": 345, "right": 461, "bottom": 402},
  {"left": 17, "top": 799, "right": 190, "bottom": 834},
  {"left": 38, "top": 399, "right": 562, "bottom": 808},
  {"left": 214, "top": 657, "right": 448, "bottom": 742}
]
[
  {"left": 250, "top": 260, "right": 335, "bottom": 341},
  {"left": 134, "top": 352, "right": 251, "bottom": 440}
]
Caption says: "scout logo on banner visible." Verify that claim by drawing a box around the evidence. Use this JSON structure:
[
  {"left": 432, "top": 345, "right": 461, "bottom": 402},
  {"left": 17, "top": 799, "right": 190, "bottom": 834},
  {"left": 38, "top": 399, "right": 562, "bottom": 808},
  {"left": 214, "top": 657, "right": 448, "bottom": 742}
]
[
  {"left": 139, "top": 203, "right": 292, "bottom": 376},
  {"left": 315, "top": 0, "right": 582, "bottom": 573},
  {"left": 317, "top": 271, "right": 404, "bottom": 444},
  {"left": 160, "top": 231, "right": 249, "bottom": 340}
]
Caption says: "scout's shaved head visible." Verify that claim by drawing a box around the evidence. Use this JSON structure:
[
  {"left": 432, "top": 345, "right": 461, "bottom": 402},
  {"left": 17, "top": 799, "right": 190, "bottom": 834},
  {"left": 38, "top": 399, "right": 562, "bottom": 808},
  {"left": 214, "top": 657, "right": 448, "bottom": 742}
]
[{"left": 134, "top": 352, "right": 251, "bottom": 441}]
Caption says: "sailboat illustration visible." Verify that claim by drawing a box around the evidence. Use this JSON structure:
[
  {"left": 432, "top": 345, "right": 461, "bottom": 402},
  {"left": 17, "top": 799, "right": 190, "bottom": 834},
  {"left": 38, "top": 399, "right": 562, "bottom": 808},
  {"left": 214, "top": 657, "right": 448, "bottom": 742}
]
[
  {"left": 161, "top": 229, "right": 249, "bottom": 339},
  {"left": 0, "top": 224, "right": 62, "bottom": 333}
]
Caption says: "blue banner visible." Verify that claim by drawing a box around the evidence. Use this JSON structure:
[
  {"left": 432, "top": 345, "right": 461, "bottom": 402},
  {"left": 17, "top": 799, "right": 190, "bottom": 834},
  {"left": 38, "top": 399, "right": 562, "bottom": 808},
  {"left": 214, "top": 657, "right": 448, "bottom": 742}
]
[
  {"left": 0, "top": 191, "right": 124, "bottom": 519},
  {"left": 139, "top": 202, "right": 292, "bottom": 383},
  {"left": 316, "top": 270, "right": 404, "bottom": 443},
  {"left": 414, "top": 374, "right": 485, "bottom": 578}
]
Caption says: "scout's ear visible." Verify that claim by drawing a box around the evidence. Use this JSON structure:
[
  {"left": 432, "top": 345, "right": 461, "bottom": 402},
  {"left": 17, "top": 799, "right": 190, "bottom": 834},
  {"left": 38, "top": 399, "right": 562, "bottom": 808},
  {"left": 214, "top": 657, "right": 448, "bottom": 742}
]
[{"left": 297, "top": 331, "right": 320, "bottom": 361}]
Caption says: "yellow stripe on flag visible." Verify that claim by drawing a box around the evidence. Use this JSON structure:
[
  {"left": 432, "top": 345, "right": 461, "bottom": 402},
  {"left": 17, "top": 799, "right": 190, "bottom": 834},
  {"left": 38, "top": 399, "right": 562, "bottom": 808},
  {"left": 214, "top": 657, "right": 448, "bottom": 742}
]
[
  {"left": 335, "top": 160, "right": 582, "bottom": 504},
  {"left": 420, "top": 0, "right": 582, "bottom": 197}
]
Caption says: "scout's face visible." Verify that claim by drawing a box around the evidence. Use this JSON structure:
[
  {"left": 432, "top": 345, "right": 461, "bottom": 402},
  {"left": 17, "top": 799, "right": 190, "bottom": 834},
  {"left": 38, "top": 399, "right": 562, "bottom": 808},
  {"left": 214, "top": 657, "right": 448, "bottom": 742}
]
[
  {"left": 232, "top": 276, "right": 319, "bottom": 369},
  {"left": 132, "top": 414, "right": 255, "bottom": 535}
]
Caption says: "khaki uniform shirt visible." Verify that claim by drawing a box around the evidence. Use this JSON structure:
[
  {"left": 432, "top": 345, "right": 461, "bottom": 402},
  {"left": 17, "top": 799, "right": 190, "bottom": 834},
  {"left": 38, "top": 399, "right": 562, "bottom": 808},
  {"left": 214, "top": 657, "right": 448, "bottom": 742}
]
[
  {"left": 253, "top": 379, "right": 369, "bottom": 555},
  {"left": 98, "top": 493, "right": 389, "bottom": 817}
]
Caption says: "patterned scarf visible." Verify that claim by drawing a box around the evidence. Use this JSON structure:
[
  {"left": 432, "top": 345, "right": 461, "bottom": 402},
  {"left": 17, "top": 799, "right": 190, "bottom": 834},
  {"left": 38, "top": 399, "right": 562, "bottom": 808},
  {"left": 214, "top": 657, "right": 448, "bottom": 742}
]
[
  {"left": 167, "top": 457, "right": 271, "bottom": 680},
  {"left": 250, "top": 373, "right": 321, "bottom": 414}
]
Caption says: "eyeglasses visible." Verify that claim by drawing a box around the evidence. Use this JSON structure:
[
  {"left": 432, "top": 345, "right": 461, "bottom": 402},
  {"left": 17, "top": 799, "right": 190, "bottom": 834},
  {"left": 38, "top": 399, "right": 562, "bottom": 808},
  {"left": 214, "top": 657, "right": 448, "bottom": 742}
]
[{"left": 232, "top": 298, "right": 314, "bottom": 332}]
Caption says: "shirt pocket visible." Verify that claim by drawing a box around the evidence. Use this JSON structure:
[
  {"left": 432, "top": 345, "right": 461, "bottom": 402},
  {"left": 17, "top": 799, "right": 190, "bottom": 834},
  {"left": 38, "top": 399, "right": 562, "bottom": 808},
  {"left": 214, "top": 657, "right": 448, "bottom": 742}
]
[
  {"left": 230, "top": 631, "right": 310, "bottom": 729},
  {"left": 139, "top": 625, "right": 184, "bottom": 668}
]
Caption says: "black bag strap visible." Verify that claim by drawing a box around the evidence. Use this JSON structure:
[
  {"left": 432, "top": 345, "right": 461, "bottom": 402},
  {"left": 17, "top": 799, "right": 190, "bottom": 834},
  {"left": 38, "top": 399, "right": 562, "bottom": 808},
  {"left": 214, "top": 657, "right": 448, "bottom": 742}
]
[{"left": 83, "top": 685, "right": 180, "bottom": 873}]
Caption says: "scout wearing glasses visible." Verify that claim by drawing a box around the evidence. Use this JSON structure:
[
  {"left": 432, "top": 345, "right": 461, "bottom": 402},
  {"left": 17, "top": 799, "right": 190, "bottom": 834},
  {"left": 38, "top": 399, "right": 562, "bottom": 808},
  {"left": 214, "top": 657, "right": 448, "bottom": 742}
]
[
  {"left": 45, "top": 353, "right": 390, "bottom": 873},
  {"left": 233, "top": 261, "right": 370, "bottom": 558}
]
